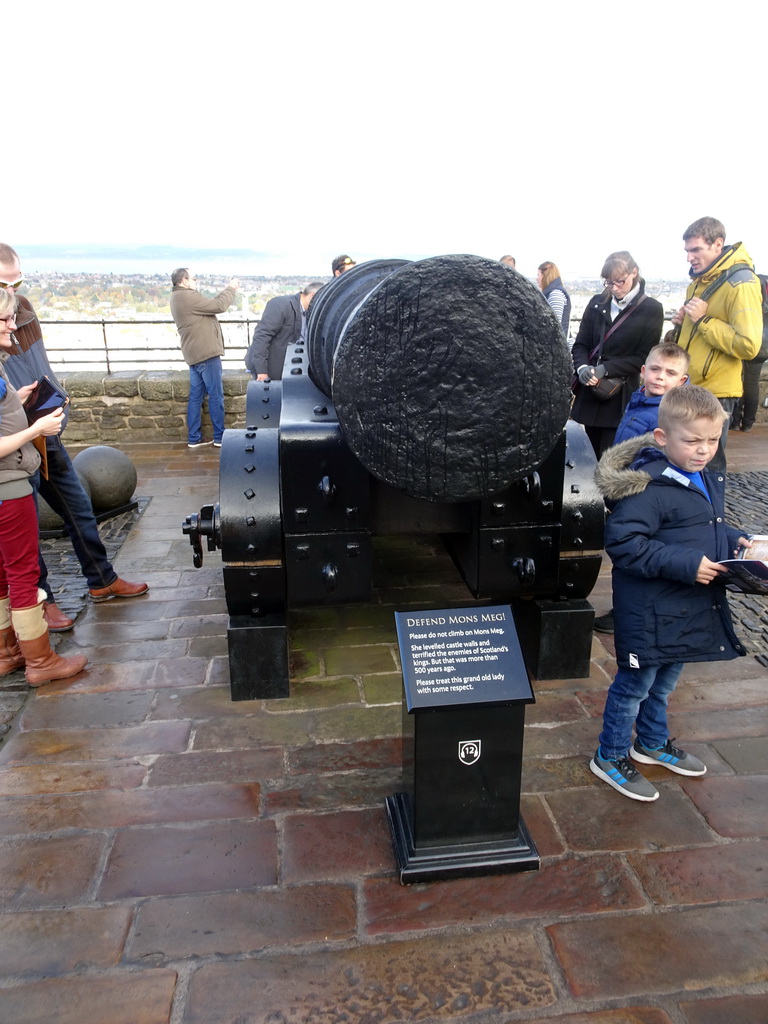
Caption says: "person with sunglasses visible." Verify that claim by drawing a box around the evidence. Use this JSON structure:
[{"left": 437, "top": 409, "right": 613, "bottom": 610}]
[
  {"left": 0, "top": 243, "right": 149, "bottom": 631},
  {"left": 331, "top": 254, "right": 356, "bottom": 277},
  {"left": 0, "top": 288, "right": 88, "bottom": 685},
  {"left": 571, "top": 251, "right": 664, "bottom": 457}
]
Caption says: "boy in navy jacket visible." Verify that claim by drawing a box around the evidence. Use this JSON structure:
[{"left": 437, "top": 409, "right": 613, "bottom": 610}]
[
  {"left": 594, "top": 342, "right": 690, "bottom": 634},
  {"left": 612, "top": 342, "right": 690, "bottom": 445},
  {"left": 590, "top": 385, "right": 750, "bottom": 801}
]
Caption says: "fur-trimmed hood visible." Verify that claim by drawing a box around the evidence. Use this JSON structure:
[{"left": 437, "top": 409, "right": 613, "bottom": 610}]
[{"left": 594, "top": 432, "right": 666, "bottom": 502}]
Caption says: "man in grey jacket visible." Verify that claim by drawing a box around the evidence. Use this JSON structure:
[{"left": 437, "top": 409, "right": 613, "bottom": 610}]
[
  {"left": 170, "top": 269, "right": 238, "bottom": 448},
  {"left": 245, "top": 281, "right": 323, "bottom": 380}
]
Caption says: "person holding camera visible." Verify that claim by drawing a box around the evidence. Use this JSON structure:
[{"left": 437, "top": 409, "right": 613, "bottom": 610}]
[{"left": 571, "top": 251, "right": 664, "bottom": 457}]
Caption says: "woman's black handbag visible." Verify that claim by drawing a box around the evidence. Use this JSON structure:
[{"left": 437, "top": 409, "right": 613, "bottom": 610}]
[
  {"left": 575, "top": 294, "right": 648, "bottom": 400},
  {"left": 591, "top": 376, "right": 625, "bottom": 401}
]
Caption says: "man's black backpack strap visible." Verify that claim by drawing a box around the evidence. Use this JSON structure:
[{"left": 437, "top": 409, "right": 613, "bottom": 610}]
[{"left": 683, "top": 262, "right": 755, "bottom": 349}]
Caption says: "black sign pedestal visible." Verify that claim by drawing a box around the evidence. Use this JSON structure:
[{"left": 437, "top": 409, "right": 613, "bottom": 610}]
[
  {"left": 512, "top": 597, "right": 594, "bottom": 681},
  {"left": 387, "top": 606, "right": 539, "bottom": 884}
]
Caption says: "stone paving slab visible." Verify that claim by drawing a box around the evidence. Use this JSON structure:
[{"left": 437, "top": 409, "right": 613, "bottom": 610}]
[
  {"left": 681, "top": 774, "right": 768, "bottom": 836},
  {"left": 0, "top": 905, "right": 132, "bottom": 977},
  {"left": 549, "top": 902, "right": 768, "bottom": 999},
  {"left": 711, "top": 735, "right": 767, "bottom": 773},
  {"left": 0, "top": 781, "right": 261, "bottom": 837},
  {"left": 127, "top": 884, "right": 357, "bottom": 960},
  {"left": 545, "top": 785, "right": 716, "bottom": 852},
  {"left": 98, "top": 819, "right": 278, "bottom": 899},
  {"left": 183, "top": 931, "right": 557, "bottom": 1023},
  {"left": 0, "top": 721, "right": 191, "bottom": 765},
  {"left": 18, "top": 689, "right": 156, "bottom": 730},
  {"left": 0, "top": 970, "right": 177, "bottom": 1024},
  {"left": 628, "top": 838, "right": 768, "bottom": 905},
  {"left": 0, "top": 758, "right": 147, "bottom": 796},
  {"left": 146, "top": 746, "right": 285, "bottom": 787},
  {"left": 680, "top": 993, "right": 768, "bottom": 1023},
  {"left": 264, "top": 765, "right": 402, "bottom": 815},
  {"left": 0, "top": 833, "right": 108, "bottom": 909},
  {"left": 282, "top": 807, "right": 394, "bottom": 882}
]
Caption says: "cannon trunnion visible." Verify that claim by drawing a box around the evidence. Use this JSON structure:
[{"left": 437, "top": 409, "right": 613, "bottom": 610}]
[{"left": 183, "top": 256, "right": 604, "bottom": 700}]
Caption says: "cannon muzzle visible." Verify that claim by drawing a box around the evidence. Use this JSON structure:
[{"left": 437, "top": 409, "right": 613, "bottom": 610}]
[{"left": 305, "top": 254, "right": 571, "bottom": 503}]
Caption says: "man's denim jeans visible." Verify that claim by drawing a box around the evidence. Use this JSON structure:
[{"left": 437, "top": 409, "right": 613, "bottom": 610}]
[
  {"left": 188, "top": 356, "right": 225, "bottom": 444},
  {"left": 32, "top": 441, "right": 117, "bottom": 598},
  {"left": 599, "top": 661, "right": 684, "bottom": 760}
]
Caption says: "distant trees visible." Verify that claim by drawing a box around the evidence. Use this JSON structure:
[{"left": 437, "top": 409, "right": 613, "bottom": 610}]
[{"left": 21, "top": 274, "right": 318, "bottom": 319}]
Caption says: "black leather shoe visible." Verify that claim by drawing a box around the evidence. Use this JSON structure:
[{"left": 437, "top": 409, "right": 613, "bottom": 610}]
[{"left": 593, "top": 610, "right": 614, "bottom": 634}]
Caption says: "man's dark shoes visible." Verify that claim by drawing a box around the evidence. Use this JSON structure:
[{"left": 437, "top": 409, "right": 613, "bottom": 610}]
[
  {"left": 43, "top": 602, "right": 75, "bottom": 632},
  {"left": 89, "top": 578, "right": 149, "bottom": 603},
  {"left": 593, "top": 610, "right": 614, "bottom": 633}
]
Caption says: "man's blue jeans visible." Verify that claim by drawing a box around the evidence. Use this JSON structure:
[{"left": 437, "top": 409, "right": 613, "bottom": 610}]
[
  {"left": 32, "top": 440, "right": 117, "bottom": 598},
  {"left": 188, "top": 356, "right": 225, "bottom": 444},
  {"left": 598, "top": 661, "right": 684, "bottom": 760}
]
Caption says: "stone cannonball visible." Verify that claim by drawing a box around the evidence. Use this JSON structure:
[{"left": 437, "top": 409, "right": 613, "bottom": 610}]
[
  {"left": 37, "top": 495, "right": 64, "bottom": 532},
  {"left": 37, "top": 472, "right": 94, "bottom": 531},
  {"left": 72, "top": 446, "right": 137, "bottom": 514}
]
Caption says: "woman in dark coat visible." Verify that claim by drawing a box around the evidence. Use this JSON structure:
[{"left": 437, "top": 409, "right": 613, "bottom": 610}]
[{"left": 571, "top": 251, "right": 664, "bottom": 456}]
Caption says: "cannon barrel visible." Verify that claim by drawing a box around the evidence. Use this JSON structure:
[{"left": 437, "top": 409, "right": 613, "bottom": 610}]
[{"left": 305, "top": 254, "right": 572, "bottom": 503}]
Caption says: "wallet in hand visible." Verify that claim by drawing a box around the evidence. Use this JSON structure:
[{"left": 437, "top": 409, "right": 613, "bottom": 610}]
[{"left": 24, "top": 376, "right": 69, "bottom": 423}]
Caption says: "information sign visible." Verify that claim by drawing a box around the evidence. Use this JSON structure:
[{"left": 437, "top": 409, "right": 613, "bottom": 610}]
[{"left": 395, "top": 604, "right": 533, "bottom": 711}]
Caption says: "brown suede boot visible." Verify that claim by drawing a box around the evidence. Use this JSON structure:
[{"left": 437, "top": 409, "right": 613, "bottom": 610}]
[
  {"left": 16, "top": 634, "right": 88, "bottom": 687},
  {"left": 11, "top": 602, "right": 88, "bottom": 688},
  {"left": 0, "top": 598, "right": 24, "bottom": 676},
  {"left": 0, "top": 626, "right": 25, "bottom": 676}
]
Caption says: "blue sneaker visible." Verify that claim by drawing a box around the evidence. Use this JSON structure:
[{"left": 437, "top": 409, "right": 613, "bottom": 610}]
[
  {"left": 589, "top": 749, "right": 659, "bottom": 802},
  {"left": 631, "top": 738, "right": 706, "bottom": 777}
]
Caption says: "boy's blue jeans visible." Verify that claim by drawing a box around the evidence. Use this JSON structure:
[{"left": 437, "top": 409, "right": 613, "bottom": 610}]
[
  {"left": 188, "top": 356, "right": 225, "bottom": 444},
  {"left": 598, "top": 661, "right": 684, "bottom": 760}
]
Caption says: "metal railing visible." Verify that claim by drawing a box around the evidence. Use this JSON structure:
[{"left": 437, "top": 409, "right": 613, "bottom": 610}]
[
  {"left": 39, "top": 317, "right": 256, "bottom": 374},
  {"left": 39, "top": 310, "right": 636, "bottom": 373}
]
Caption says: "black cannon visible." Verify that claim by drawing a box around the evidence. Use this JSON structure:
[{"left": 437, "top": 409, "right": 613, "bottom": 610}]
[{"left": 183, "top": 255, "right": 604, "bottom": 700}]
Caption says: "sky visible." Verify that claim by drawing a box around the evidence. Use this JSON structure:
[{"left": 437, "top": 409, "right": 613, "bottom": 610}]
[{"left": 7, "top": 0, "right": 767, "bottom": 280}]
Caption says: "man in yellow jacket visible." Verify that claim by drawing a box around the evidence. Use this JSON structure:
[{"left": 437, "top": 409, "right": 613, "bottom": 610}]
[{"left": 671, "top": 216, "right": 762, "bottom": 471}]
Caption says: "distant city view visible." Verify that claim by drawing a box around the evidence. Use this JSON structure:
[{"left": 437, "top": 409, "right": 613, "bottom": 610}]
[{"left": 14, "top": 246, "right": 690, "bottom": 373}]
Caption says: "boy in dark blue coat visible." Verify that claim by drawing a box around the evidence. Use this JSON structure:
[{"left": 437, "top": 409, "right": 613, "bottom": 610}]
[
  {"left": 612, "top": 342, "right": 690, "bottom": 445},
  {"left": 590, "top": 385, "right": 750, "bottom": 801},
  {"left": 594, "top": 342, "right": 690, "bottom": 634}
]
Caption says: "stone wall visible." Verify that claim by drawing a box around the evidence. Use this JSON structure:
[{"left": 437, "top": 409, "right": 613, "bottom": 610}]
[
  {"left": 53, "top": 365, "right": 768, "bottom": 447},
  {"left": 57, "top": 370, "right": 251, "bottom": 445}
]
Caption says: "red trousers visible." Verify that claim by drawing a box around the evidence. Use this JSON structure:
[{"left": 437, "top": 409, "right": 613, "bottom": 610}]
[{"left": 0, "top": 493, "right": 41, "bottom": 608}]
